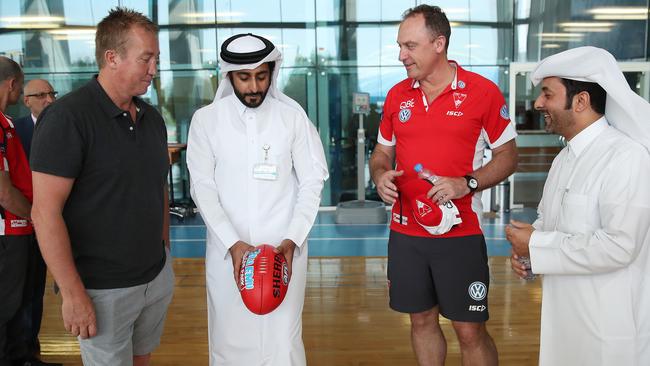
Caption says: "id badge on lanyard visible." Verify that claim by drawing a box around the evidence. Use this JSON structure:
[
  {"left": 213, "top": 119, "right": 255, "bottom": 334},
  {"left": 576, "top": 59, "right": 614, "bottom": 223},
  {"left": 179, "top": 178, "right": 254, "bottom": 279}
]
[{"left": 253, "top": 144, "right": 278, "bottom": 181}]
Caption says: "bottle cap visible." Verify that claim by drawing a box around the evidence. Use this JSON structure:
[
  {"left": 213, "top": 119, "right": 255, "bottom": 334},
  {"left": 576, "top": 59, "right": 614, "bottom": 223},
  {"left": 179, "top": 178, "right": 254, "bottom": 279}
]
[{"left": 414, "top": 163, "right": 423, "bottom": 172}]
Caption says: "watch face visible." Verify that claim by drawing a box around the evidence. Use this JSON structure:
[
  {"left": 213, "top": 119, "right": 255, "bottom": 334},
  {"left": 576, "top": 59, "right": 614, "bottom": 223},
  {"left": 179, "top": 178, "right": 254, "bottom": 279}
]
[{"left": 468, "top": 178, "right": 478, "bottom": 189}]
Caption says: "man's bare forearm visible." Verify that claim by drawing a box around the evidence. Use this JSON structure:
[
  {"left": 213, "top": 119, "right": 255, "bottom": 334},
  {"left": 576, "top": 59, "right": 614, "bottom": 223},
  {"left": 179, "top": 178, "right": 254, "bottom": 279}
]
[
  {"left": 369, "top": 148, "right": 394, "bottom": 184},
  {"left": 0, "top": 173, "right": 31, "bottom": 218},
  {"left": 472, "top": 140, "right": 518, "bottom": 191}
]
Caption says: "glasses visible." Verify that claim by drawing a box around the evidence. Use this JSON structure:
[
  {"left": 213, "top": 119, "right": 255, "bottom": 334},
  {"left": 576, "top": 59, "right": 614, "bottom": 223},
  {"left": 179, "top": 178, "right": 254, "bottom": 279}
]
[{"left": 26, "top": 91, "right": 58, "bottom": 99}]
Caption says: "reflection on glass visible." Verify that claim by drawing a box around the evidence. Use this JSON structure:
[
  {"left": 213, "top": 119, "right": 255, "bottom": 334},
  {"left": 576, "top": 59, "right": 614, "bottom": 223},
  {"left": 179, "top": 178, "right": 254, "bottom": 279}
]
[
  {"left": 448, "top": 26, "right": 470, "bottom": 65},
  {"left": 216, "top": 0, "right": 314, "bottom": 23},
  {"left": 436, "top": 0, "right": 470, "bottom": 21},
  {"left": 514, "top": 0, "right": 648, "bottom": 61},
  {"left": 156, "top": 0, "right": 216, "bottom": 25},
  {"left": 467, "top": 66, "right": 508, "bottom": 91},
  {"left": 61, "top": 1, "right": 117, "bottom": 25},
  {"left": 160, "top": 28, "right": 216, "bottom": 70}
]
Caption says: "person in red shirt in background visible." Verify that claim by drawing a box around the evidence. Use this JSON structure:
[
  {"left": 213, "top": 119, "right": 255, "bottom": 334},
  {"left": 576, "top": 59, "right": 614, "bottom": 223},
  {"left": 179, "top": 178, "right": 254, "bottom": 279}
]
[
  {"left": 0, "top": 57, "right": 56, "bottom": 366},
  {"left": 370, "top": 5, "right": 517, "bottom": 366}
]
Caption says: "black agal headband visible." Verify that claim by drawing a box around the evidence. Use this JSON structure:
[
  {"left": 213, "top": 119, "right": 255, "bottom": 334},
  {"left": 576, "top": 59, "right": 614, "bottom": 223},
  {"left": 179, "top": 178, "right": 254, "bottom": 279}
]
[{"left": 220, "top": 33, "right": 275, "bottom": 64}]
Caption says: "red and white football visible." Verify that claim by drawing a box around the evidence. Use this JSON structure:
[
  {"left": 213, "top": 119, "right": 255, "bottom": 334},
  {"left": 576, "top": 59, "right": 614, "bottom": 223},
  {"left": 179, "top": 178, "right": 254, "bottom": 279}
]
[{"left": 238, "top": 244, "right": 290, "bottom": 315}]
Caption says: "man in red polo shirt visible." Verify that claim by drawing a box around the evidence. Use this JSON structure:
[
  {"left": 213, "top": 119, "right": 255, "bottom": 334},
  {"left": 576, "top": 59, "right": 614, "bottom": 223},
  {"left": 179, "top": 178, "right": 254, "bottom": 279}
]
[{"left": 370, "top": 5, "right": 517, "bottom": 366}]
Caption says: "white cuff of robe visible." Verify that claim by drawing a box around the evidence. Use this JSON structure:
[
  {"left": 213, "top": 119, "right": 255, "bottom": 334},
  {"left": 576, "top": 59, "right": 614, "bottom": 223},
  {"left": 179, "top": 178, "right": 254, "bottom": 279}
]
[
  {"left": 216, "top": 221, "right": 241, "bottom": 253},
  {"left": 529, "top": 230, "right": 567, "bottom": 274},
  {"left": 285, "top": 217, "right": 311, "bottom": 249}
]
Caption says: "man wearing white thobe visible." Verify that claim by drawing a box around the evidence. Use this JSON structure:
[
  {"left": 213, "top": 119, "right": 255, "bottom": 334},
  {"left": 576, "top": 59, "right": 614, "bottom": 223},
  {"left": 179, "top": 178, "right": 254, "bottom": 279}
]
[
  {"left": 506, "top": 46, "right": 650, "bottom": 366},
  {"left": 187, "top": 33, "right": 328, "bottom": 366}
]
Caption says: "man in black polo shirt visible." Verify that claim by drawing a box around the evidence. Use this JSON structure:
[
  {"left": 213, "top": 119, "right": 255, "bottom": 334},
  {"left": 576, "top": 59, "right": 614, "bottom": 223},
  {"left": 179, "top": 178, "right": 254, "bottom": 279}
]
[{"left": 30, "top": 8, "right": 173, "bottom": 366}]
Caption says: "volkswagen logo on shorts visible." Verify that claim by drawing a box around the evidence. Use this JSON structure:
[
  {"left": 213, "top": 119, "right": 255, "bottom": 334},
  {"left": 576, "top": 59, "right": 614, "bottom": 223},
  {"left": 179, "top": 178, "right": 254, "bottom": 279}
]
[
  {"left": 399, "top": 108, "right": 412, "bottom": 123},
  {"left": 468, "top": 281, "right": 487, "bottom": 301}
]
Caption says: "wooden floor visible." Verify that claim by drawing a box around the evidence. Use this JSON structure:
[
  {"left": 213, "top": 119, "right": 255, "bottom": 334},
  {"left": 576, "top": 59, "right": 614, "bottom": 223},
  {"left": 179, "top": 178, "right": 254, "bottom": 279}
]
[{"left": 39, "top": 257, "right": 541, "bottom": 365}]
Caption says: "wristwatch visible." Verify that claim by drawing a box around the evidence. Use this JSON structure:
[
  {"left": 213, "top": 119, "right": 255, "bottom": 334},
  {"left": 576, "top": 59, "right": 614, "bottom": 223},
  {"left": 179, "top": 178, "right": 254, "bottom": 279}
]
[{"left": 464, "top": 175, "right": 478, "bottom": 192}]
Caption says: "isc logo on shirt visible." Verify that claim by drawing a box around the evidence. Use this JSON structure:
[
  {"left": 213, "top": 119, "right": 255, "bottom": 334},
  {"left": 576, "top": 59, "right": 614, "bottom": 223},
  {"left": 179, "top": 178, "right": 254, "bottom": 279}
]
[
  {"left": 468, "top": 305, "right": 486, "bottom": 312},
  {"left": 446, "top": 111, "right": 464, "bottom": 117}
]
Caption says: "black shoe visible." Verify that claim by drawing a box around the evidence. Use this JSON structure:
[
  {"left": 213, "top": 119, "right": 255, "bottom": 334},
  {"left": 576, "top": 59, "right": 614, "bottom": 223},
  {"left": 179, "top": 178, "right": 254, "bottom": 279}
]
[{"left": 15, "top": 358, "right": 62, "bottom": 366}]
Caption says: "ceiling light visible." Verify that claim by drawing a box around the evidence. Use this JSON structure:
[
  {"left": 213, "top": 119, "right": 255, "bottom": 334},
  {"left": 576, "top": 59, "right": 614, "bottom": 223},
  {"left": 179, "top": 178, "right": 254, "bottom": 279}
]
[
  {"left": 181, "top": 12, "right": 244, "bottom": 18},
  {"left": 538, "top": 33, "right": 584, "bottom": 38},
  {"left": 587, "top": 7, "right": 648, "bottom": 15},
  {"left": 0, "top": 16, "right": 65, "bottom": 23},
  {"left": 560, "top": 27, "right": 611, "bottom": 32},
  {"left": 558, "top": 22, "right": 615, "bottom": 27},
  {"left": 4, "top": 23, "right": 61, "bottom": 29},
  {"left": 48, "top": 29, "right": 95, "bottom": 35},
  {"left": 593, "top": 14, "right": 647, "bottom": 20},
  {"left": 442, "top": 8, "right": 468, "bottom": 14}
]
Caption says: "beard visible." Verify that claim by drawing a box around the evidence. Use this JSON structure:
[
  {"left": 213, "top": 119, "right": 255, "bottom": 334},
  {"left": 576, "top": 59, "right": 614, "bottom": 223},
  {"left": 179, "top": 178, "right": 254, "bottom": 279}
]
[{"left": 233, "top": 85, "right": 270, "bottom": 108}]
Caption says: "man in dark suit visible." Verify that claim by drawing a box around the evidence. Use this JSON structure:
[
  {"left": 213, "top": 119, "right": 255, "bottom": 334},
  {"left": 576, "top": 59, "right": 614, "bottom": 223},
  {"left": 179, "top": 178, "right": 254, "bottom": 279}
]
[
  {"left": 13, "top": 78, "right": 60, "bottom": 366},
  {"left": 14, "top": 79, "right": 57, "bottom": 158}
]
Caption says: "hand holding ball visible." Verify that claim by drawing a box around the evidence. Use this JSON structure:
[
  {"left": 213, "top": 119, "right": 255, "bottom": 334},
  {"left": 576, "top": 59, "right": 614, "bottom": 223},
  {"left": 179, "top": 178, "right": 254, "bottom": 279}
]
[{"left": 239, "top": 244, "right": 289, "bottom": 315}]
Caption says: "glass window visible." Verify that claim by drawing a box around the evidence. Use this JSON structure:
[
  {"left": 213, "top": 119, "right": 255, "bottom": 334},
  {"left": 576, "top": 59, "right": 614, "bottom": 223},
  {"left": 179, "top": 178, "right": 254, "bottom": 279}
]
[
  {"left": 157, "top": 69, "right": 217, "bottom": 143},
  {"left": 216, "top": 0, "right": 314, "bottom": 23},
  {"left": 469, "top": 0, "right": 513, "bottom": 22},
  {"left": 447, "top": 25, "right": 470, "bottom": 65},
  {"left": 61, "top": 0, "right": 118, "bottom": 25},
  {"left": 346, "top": 0, "right": 380, "bottom": 21},
  {"left": 277, "top": 67, "right": 318, "bottom": 121},
  {"left": 280, "top": 0, "right": 316, "bottom": 23},
  {"left": 0, "top": 33, "right": 25, "bottom": 64},
  {"left": 380, "top": 24, "right": 400, "bottom": 66},
  {"left": 0, "top": 1, "right": 20, "bottom": 23},
  {"left": 469, "top": 26, "right": 512, "bottom": 65},
  {"left": 515, "top": 0, "right": 648, "bottom": 62},
  {"left": 316, "top": 1, "right": 342, "bottom": 22},
  {"left": 159, "top": 28, "right": 217, "bottom": 70},
  {"left": 424, "top": 0, "right": 470, "bottom": 21},
  {"left": 116, "top": 0, "right": 151, "bottom": 18},
  {"left": 274, "top": 28, "right": 317, "bottom": 68},
  {"left": 353, "top": 24, "right": 402, "bottom": 67},
  {"left": 466, "top": 66, "right": 509, "bottom": 92},
  {"left": 155, "top": 0, "right": 216, "bottom": 26},
  {"left": 355, "top": 26, "right": 382, "bottom": 66},
  {"left": 383, "top": 1, "right": 418, "bottom": 21},
  {"left": 2, "top": 30, "right": 98, "bottom": 74},
  {"left": 316, "top": 26, "right": 344, "bottom": 66}
]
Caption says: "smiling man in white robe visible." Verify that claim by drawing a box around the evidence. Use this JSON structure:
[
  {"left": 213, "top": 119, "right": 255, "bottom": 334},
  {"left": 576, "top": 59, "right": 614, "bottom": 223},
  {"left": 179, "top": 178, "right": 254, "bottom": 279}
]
[
  {"left": 506, "top": 46, "right": 650, "bottom": 366},
  {"left": 186, "top": 33, "right": 328, "bottom": 366}
]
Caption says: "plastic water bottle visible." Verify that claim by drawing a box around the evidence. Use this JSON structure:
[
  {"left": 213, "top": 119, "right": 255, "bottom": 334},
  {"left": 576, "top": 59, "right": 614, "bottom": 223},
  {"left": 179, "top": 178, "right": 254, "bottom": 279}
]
[
  {"left": 414, "top": 163, "right": 438, "bottom": 185},
  {"left": 518, "top": 256, "right": 537, "bottom": 281}
]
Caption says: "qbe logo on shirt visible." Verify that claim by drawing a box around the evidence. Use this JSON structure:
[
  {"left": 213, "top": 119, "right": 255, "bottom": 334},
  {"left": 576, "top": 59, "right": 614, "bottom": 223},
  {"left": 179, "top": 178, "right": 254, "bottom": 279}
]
[{"left": 468, "top": 281, "right": 487, "bottom": 301}]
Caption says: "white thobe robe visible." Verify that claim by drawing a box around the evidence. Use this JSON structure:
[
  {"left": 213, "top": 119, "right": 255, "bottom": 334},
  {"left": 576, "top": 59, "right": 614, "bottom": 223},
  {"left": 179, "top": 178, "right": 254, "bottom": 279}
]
[
  {"left": 529, "top": 117, "right": 650, "bottom": 366},
  {"left": 187, "top": 94, "right": 326, "bottom": 366}
]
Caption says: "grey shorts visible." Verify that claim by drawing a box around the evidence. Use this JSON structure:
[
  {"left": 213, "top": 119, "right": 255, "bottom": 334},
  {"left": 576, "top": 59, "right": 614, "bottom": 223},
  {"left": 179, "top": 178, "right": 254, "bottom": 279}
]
[{"left": 79, "top": 248, "right": 174, "bottom": 365}]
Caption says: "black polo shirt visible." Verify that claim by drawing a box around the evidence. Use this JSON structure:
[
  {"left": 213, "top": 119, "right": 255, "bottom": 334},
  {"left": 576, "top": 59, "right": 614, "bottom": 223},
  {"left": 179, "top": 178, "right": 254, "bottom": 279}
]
[{"left": 31, "top": 76, "right": 168, "bottom": 289}]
